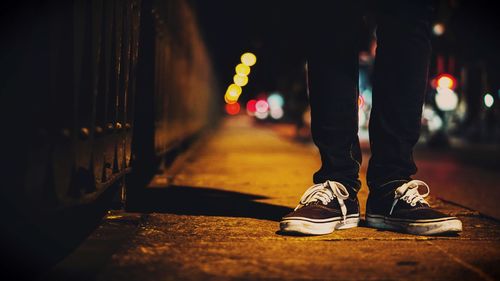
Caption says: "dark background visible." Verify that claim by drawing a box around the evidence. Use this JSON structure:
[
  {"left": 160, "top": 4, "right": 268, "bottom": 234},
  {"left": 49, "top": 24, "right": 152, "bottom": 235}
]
[{"left": 191, "top": 0, "right": 500, "bottom": 101}]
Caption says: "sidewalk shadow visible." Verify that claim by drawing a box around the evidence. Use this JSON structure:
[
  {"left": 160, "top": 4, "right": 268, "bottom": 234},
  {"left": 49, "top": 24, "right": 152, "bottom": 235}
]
[{"left": 126, "top": 185, "right": 293, "bottom": 222}]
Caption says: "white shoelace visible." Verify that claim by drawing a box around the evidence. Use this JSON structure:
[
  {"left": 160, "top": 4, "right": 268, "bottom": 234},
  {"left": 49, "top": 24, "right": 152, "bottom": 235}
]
[
  {"left": 295, "top": 180, "right": 350, "bottom": 221},
  {"left": 389, "top": 180, "right": 431, "bottom": 215}
]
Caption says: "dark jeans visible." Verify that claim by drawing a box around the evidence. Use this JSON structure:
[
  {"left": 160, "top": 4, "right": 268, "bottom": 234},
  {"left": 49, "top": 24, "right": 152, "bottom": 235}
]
[{"left": 305, "top": 0, "right": 434, "bottom": 194}]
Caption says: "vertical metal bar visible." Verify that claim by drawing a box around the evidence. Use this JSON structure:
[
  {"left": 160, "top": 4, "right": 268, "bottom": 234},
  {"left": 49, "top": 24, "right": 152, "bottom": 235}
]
[{"left": 112, "top": 0, "right": 123, "bottom": 174}]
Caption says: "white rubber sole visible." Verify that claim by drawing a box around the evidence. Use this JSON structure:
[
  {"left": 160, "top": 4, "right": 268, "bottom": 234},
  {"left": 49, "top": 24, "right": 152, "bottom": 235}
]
[
  {"left": 366, "top": 214, "right": 463, "bottom": 235},
  {"left": 280, "top": 215, "right": 360, "bottom": 235}
]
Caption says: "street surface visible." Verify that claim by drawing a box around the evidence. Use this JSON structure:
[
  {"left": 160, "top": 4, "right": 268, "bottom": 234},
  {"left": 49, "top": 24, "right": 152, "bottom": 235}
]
[{"left": 46, "top": 115, "right": 500, "bottom": 281}]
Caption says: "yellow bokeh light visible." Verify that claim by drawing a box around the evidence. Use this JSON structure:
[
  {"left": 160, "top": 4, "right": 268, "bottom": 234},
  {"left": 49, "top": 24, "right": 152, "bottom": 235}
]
[
  {"left": 235, "top": 64, "right": 251, "bottom": 76},
  {"left": 225, "top": 94, "right": 238, "bottom": 104},
  {"left": 233, "top": 74, "right": 248, "bottom": 87},
  {"left": 224, "top": 84, "right": 242, "bottom": 104},
  {"left": 226, "top": 84, "right": 242, "bottom": 96},
  {"left": 241, "top": 52, "right": 257, "bottom": 66}
]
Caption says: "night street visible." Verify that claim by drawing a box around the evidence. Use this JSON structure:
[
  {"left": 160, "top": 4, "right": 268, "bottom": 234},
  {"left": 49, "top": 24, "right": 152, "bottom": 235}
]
[
  {"left": 44, "top": 116, "right": 500, "bottom": 281},
  {"left": 2, "top": 0, "right": 500, "bottom": 280}
]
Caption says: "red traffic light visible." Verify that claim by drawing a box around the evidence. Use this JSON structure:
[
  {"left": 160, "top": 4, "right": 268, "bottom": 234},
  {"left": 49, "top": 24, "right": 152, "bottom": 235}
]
[{"left": 433, "top": 73, "right": 457, "bottom": 90}]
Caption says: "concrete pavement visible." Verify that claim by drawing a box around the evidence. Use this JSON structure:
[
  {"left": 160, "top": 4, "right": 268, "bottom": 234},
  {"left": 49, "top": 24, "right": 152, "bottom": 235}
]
[
  {"left": 413, "top": 141, "right": 500, "bottom": 221},
  {"left": 47, "top": 115, "right": 500, "bottom": 281}
]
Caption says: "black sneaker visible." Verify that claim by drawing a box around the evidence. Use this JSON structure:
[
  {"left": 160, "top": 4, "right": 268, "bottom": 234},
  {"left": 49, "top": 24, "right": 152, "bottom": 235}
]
[
  {"left": 366, "top": 180, "right": 462, "bottom": 235},
  {"left": 280, "top": 180, "right": 360, "bottom": 235}
]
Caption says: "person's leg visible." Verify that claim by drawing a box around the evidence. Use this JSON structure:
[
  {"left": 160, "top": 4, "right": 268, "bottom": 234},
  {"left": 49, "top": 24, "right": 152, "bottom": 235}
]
[
  {"left": 365, "top": 0, "right": 462, "bottom": 235},
  {"left": 280, "top": 1, "right": 363, "bottom": 235},
  {"left": 367, "top": 0, "right": 433, "bottom": 188},
  {"left": 307, "top": 1, "right": 363, "bottom": 194}
]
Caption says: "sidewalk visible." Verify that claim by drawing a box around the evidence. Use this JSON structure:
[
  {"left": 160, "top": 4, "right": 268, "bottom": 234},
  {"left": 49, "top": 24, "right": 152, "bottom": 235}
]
[{"left": 49, "top": 116, "right": 500, "bottom": 281}]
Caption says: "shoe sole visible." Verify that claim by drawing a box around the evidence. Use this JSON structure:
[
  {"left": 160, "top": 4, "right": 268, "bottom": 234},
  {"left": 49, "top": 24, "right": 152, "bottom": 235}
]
[
  {"left": 366, "top": 214, "right": 462, "bottom": 235},
  {"left": 280, "top": 215, "right": 360, "bottom": 235}
]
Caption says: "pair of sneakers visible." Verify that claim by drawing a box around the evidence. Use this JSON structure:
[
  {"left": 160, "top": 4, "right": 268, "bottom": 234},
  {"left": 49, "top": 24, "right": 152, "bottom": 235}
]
[{"left": 280, "top": 179, "right": 462, "bottom": 235}]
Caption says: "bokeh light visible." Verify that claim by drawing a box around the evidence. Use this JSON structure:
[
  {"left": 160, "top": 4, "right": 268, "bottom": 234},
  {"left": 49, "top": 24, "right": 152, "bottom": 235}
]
[
  {"left": 233, "top": 74, "right": 248, "bottom": 87},
  {"left": 484, "top": 93, "right": 494, "bottom": 108},
  {"left": 255, "top": 100, "right": 269, "bottom": 113},
  {"left": 436, "top": 74, "right": 456, "bottom": 90},
  {"left": 235, "top": 64, "right": 251, "bottom": 76},
  {"left": 358, "top": 110, "right": 366, "bottom": 127},
  {"left": 423, "top": 106, "right": 443, "bottom": 132},
  {"left": 241, "top": 52, "right": 257, "bottom": 66},
  {"left": 358, "top": 95, "right": 364, "bottom": 108},
  {"left": 225, "top": 102, "right": 241, "bottom": 115},
  {"left": 267, "top": 93, "right": 284, "bottom": 108},
  {"left": 223, "top": 52, "right": 259, "bottom": 110},
  {"left": 435, "top": 87, "right": 458, "bottom": 111},
  {"left": 226, "top": 84, "right": 242, "bottom": 97},
  {"left": 225, "top": 94, "right": 237, "bottom": 104},
  {"left": 432, "top": 23, "right": 445, "bottom": 36},
  {"left": 255, "top": 111, "right": 269, "bottom": 120},
  {"left": 270, "top": 107, "right": 284, "bottom": 120},
  {"left": 246, "top": 99, "right": 257, "bottom": 113}
]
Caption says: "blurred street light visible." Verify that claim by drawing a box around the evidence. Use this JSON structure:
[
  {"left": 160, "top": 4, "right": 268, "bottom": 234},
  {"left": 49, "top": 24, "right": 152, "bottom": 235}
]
[
  {"left": 223, "top": 52, "right": 258, "bottom": 111},
  {"left": 226, "top": 84, "right": 242, "bottom": 97},
  {"left": 233, "top": 74, "right": 248, "bottom": 87},
  {"left": 436, "top": 73, "right": 456, "bottom": 90},
  {"left": 433, "top": 73, "right": 458, "bottom": 112},
  {"left": 270, "top": 107, "right": 284, "bottom": 120},
  {"left": 225, "top": 84, "right": 242, "bottom": 104},
  {"left": 358, "top": 95, "right": 365, "bottom": 108},
  {"left": 235, "top": 63, "right": 251, "bottom": 76},
  {"left": 255, "top": 100, "right": 269, "bottom": 113},
  {"left": 484, "top": 93, "right": 494, "bottom": 108},
  {"left": 267, "top": 93, "right": 284, "bottom": 108},
  {"left": 246, "top": 99, "right": 257, "bottom": 115},
  {"left": 435, "top": 87, "right": 459, "bottom": 111},
  {"left": 225, "top": 102, "right": 241, "bottom": 115},
  {"left": 241, "top": 52, "right": 257, "bottom": 66},
  {"left": 433, "top": 23, "right": 445, "bottom": 36}
]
